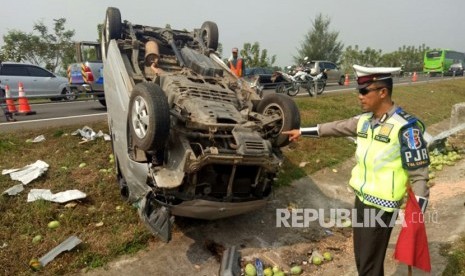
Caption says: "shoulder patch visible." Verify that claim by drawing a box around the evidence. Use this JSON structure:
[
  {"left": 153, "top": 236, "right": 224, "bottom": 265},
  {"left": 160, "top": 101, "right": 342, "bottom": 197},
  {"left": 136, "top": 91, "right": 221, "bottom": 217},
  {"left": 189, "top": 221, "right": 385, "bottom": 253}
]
[
  {"left": 399, "top": 125, "right": 430, "bottom": 170},
  {"left": 396, "top": 110, "right": 418, "bottom": 124}
]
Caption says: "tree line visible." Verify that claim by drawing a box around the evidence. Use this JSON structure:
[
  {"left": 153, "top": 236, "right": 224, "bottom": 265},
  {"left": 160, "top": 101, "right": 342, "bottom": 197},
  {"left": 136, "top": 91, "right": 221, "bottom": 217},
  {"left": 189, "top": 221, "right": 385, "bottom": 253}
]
[{"left": 0, "top": 15, "right": 434, "bottom": 75}]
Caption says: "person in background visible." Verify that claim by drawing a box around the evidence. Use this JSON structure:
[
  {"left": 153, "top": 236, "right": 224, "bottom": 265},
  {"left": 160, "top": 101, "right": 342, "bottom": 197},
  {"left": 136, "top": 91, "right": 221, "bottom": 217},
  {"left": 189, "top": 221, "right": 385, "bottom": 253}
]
[
  {"left": 228, "top": 47, "right": 245, "bottom": 77},
  {"left": 282, "top": 65, "right": 430, "bottom": 276},
  {"left": 1, "top": 88, "right": 15, "bottom": 122}
]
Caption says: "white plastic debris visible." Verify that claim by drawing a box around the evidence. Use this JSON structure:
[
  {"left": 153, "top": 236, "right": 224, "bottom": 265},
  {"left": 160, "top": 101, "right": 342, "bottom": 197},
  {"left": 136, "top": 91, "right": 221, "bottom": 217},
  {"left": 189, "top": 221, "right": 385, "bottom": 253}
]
[
  {"left": 2, "top": 160, "right": 49, "bottom": 185},
  {"left": 72, "top": 126, "right": 110, "bottom": 141},
  {"left": 32, "top": 135, "right": 46, "bottom": 143},
  {"left": 27, "top": 189, "right": 87, "bottom": 203},
  {"left": 2, "top": 184, "right": 24, "bottom": 196},
  {"left": 72, "top": 126, "right": 96, "bottom": 140}
]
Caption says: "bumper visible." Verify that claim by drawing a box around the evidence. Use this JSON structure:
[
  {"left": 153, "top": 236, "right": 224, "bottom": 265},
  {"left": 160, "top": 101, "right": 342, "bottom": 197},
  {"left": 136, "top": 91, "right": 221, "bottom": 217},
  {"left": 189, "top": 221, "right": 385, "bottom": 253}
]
[{"left": 170, "top": 199, "right": 267, "bottom": 220}]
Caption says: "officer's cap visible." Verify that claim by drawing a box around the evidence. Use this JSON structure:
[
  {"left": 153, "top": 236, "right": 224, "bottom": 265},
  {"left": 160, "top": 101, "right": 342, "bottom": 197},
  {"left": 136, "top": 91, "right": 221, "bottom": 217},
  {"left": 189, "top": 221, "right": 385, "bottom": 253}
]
[{"left": 353, "top": 64, "right": 401, "bottom": 89}]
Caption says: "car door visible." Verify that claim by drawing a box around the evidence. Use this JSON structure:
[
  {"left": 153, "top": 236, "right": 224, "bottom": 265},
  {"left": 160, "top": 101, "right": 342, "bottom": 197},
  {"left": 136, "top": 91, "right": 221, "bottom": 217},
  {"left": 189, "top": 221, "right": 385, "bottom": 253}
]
[
  {"left": 0, "top": 64, "right": 30, "bottom": 98},
  {"left": 26, "top": 65, "right": 60, "bottom": 97}
]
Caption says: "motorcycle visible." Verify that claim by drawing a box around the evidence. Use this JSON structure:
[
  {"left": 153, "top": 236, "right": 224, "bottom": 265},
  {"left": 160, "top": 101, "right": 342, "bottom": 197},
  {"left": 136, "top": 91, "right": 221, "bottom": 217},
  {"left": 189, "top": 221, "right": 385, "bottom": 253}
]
[{"left": 274, "top": 67, "right": 327, "bottom": 97}]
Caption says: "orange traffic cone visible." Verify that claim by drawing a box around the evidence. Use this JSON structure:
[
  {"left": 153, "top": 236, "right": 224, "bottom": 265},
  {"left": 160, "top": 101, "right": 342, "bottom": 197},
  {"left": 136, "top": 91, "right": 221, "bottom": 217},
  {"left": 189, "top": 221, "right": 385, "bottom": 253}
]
[
  {"left": 344, "top": 74, "right": 350, "bottom": 86},
  {"left": 4, "top": 85, "right": 18, "bottom": 114},
  {"left": 411, "top": 71, "right": 418, "bottom": 82},
  {"left": 16, "top": 82, "right": 36, "bottom": 115}
]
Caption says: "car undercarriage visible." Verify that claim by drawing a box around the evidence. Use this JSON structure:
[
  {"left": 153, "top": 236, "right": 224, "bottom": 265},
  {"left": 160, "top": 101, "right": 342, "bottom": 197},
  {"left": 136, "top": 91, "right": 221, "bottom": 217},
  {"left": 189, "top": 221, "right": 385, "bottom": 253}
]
[{"left": 102, "top": 7, "right": 300, "bottom": 241}]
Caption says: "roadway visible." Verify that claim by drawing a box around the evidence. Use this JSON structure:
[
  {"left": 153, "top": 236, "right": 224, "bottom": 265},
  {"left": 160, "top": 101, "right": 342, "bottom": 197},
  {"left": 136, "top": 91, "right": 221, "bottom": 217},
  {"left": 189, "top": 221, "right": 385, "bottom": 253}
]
[
  {"left": 0, "top": 74, "right": 458, "bottom": 132},
  {"left": 0, "top": 99, "right": 107, "bottom": 132}
]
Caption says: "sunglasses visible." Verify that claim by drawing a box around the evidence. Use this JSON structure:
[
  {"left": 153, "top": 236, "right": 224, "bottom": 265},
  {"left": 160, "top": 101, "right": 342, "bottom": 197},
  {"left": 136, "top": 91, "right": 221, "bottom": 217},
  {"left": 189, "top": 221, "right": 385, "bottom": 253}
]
[{"left": 358, "top": 87, "right": 383, "bottom": 95}]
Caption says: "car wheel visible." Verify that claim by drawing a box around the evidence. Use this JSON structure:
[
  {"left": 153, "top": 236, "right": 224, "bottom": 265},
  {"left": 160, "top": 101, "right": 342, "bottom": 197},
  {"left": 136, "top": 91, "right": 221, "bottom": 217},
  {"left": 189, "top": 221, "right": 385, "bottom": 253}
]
[
  {"left": 257, "top": 93, "right": 300, "bottom": 148},
  {"left": 200, "top": 21, "right": 219, "bottom": 51},
  {"left": 63, "top": 88, "right": 77, "bottom": 101},
  {"left": 129, "top": 83, "right": 170, "bottom": 152},
  {"left": 103, "top": 7, "right": 122, "bottom": 57}
]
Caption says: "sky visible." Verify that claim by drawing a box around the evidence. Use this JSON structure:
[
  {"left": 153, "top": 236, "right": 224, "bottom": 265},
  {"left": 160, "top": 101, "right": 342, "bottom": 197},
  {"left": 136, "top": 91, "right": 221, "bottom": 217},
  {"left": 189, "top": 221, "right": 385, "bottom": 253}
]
[{"left": 0, "top": 0, "right": 464, "bottom": 67}]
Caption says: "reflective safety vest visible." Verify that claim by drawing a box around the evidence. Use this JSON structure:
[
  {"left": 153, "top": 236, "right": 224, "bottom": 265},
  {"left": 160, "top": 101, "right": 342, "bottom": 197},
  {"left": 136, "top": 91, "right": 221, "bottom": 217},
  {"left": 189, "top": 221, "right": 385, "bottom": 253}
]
[
  {"left": 229, "top": 59, "right": 243, "bottom": 77},
  {"left": 349, "top": 109, "right": 424, "bottom": 212}
]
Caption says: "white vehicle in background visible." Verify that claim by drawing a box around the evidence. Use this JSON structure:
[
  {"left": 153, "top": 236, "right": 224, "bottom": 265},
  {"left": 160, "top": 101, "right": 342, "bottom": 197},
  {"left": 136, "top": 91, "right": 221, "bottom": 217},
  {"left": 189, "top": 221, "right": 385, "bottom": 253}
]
[{"left": 0, "top": 62, "right": 72, "bottom": 101}]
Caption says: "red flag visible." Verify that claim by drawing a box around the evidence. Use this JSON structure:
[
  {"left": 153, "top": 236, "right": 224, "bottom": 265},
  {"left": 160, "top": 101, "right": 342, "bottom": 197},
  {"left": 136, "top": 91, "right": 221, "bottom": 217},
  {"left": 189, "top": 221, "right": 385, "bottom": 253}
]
[{"left": 394, "top": 188, "right": 431, "bottom": 272}]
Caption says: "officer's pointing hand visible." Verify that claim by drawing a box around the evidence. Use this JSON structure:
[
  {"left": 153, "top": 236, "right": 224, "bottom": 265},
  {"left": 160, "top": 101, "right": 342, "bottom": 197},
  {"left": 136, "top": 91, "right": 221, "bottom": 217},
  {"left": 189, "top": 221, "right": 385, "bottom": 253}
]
[{"left": 282, "top": 129, "right": 301, "bottom": 142}]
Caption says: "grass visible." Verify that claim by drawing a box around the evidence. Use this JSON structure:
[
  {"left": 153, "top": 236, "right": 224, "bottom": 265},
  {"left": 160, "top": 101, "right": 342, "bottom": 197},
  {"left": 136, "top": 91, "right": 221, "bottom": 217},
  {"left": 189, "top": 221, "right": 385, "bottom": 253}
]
[
  {"left": 441, "top": 234, "right": 465, "bottom": 275},
  {"left": 1, "top": 78, "right": 465, "bottom": 274},
  {"left": 0, "top": 122, "right": 151, "bottom": 275}
]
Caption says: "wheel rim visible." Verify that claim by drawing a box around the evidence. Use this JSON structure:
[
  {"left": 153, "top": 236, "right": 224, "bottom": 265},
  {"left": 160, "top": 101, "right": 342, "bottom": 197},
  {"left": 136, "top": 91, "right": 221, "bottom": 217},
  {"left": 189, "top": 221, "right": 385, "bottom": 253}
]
[
  {"left": 131, "top": 96, "right": 150, "bottom": 139},
  {"left": 65, "top": 89, "right": 76, "bottom": 101},
  {"left": 262, "top": 103, "right": 284, "bottom": 136}
]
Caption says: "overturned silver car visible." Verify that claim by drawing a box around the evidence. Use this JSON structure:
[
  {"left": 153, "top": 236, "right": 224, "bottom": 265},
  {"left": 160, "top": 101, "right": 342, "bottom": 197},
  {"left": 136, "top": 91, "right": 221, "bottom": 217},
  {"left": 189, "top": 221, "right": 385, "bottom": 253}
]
[{"left": 102, "top": 7, "right": 300, "bottom": 242}]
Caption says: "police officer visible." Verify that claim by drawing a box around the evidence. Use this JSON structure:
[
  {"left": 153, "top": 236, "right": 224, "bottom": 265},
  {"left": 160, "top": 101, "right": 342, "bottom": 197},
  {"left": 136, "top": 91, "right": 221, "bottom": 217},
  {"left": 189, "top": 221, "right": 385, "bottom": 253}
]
[{"left": 283, "top": 65, "right": 430, "bottom": 276}]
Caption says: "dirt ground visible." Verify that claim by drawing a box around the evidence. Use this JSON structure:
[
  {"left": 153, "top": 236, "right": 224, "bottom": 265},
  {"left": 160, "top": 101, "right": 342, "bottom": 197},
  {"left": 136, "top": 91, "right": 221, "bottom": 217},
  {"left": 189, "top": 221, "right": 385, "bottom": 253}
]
[{"left": 80, "top": 127, "right": 465, "bottom": 276}]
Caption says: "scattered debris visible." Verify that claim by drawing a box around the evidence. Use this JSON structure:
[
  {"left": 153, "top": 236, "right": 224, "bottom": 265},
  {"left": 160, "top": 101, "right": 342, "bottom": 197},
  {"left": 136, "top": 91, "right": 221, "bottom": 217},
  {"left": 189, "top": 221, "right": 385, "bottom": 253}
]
[
  {"left": 27, "top": 189, "right": 87, "bottom": 203},
  {"left": 323, "top": 228, "right": 333, "bottom": 236},
  {"left": 290, "top": 265, "right": 302, "bottom": 275},
  {"left": 26, "top": 135, "right": 46, "bottom": 143},
  {"left": 219, "top": 246, "right": 241, "bottom": 276},
  {"left": 32, "top": 235, "right": 43, "bottom": 244},
  {"left": 2, "top": 160, "right": 49, "bottom": 185},
  {"left": 2, "top": 184, "right": 24, "bottom": 196},
  {"left": 0, "top": 242, "right": 7, "bottom": 249},
  {"left": 95, "top": 222, "right": 104, "bottom": 227},
  {"left": 72, "top": 126, "right": 111, "bottom": 142},
  {"left": 65, "top": 202, "right": 78, "bottom": 208},
  {"left": 309, "top": 251, "right": 323, "bottom": 265},
  {"left": 29, "top": 258, "right": 42, "bottom": 271},
  {"left": 299, "top": 162, "right": 308, "bottom": 168},
  {"left": 47, "top": 221, "right": 60, "bottom": 229},
  {"left": 38, "top": 236, "right": 82, "bottom": 267}
]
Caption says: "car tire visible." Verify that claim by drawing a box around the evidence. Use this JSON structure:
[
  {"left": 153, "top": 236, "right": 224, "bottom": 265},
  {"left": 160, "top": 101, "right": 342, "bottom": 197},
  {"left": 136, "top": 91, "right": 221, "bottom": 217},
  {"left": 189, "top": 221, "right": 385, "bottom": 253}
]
[
  {"left": 129, "top": 83, "right": 170, "bottom": 152},
  {"left": 103, "top": 7, "right": 122, "bottom": 57},
  {"left": 200, "top": 21, "right": 219, "bottom": 51},
  {"left": 257, "top": 93, "right": 300, "bottom": 148},
  {"left": 63, "top": 88, "right": 77, "bottom": 101}
]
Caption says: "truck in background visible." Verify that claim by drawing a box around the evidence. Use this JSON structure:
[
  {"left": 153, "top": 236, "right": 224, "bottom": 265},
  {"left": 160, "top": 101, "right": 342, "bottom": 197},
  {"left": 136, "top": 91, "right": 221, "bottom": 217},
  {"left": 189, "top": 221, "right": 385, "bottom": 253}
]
[{"left": 67, "top": 41, "right": 106, "bottom": 106}]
